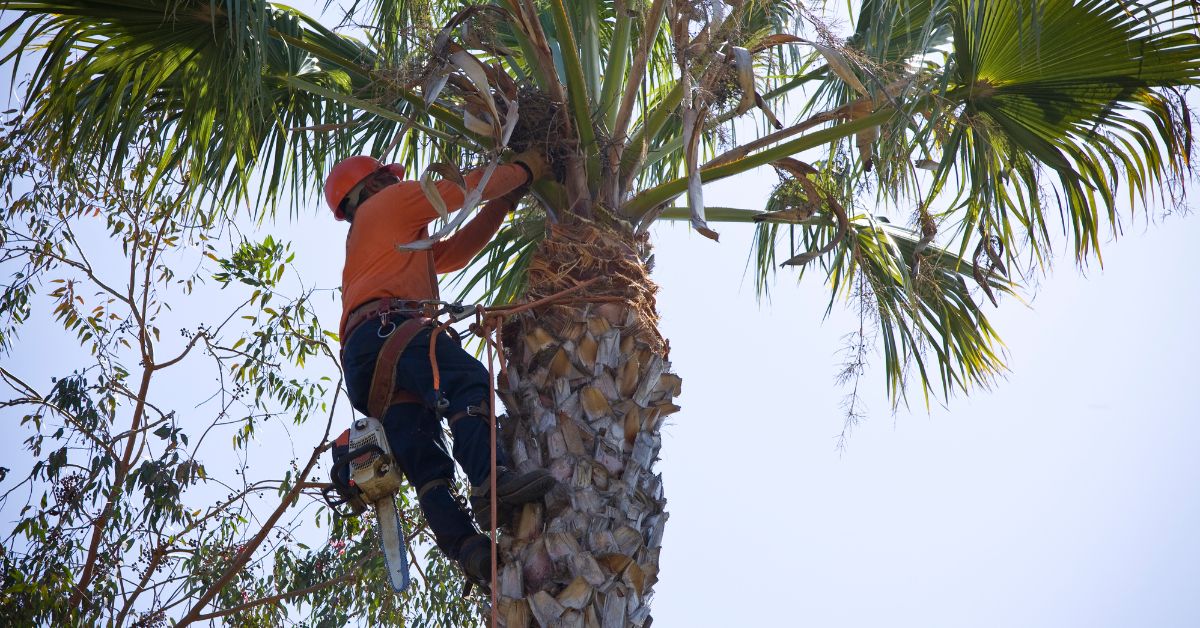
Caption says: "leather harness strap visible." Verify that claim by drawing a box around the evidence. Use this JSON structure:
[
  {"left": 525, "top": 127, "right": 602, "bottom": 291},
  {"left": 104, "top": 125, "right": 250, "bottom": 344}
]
[
  {"left": 344, "top": 297, "right": 429, "bottom": 340},
  {"left": 389, "top": 389, "right": 424, "bottom": 407},
  {"left": 416, "top": 478, "right": 449, "bottom": 499},
  {"left": 367, "top": 316, "right": 433, "bottom": 418},
  {"left": 447, "top": 403, "right": 488, "bottom": 427}
]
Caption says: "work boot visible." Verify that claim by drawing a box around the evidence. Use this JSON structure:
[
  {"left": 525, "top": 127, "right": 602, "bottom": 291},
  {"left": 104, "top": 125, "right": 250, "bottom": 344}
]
[
  {"left": 456, "top": 533, "right": 493, "bottom": 593},
  {"left": 469, "top": 466, "right": 556, "bottom": 530}
]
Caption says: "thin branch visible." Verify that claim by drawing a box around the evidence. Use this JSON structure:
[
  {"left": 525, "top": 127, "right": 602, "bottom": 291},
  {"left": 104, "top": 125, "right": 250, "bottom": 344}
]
[
  {"left": 0, "top": 372, "right": 121, "bottom": 461},
  {"left": 137, "top": 220, "right": 165, "bottom": 365},
  {"left": 152, "top": 331, "right": 209, "bottom": 371},
  {"left": 175, "top": 378, "right": 342, "bottom": 626},
  {"left": 67, "top": 361, "right": 155, "bottom": 611},
  {"left": 192, "top": 555, "right": 371, "bottom": 622},
  {"left": 21, "top": 241, "right": 134, "bottom": 315},
  {"left": 114, "top": 539, "right": 171, "bottom": 626},
  {"left": 106, "top": 414, "right": 170, "bottom": 447}
]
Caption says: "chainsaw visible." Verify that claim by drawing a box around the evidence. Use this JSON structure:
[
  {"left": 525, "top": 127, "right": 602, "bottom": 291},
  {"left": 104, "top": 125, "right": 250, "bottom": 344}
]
[{"left": 322, "top": 417, "right": 411, "bottom": 593}]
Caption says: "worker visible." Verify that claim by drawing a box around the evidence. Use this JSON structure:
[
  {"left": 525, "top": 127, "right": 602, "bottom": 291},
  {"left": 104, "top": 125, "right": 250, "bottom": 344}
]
[{"left": 328, "top": 152, "right": 555, "bottom": 588}]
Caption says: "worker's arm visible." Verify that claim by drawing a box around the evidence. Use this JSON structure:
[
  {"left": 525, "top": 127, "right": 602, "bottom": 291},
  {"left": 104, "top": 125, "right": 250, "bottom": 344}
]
[
  {"left": 431, "top": 192, "right": 521, "bottom": 273},
  {"left": 374, "top": 163, "right": 531, "bottom": 229}
]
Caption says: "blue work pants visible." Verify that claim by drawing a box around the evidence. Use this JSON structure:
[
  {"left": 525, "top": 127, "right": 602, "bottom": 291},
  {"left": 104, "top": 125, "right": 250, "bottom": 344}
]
[{"left": 341, "top": 314, "right": 510, "bottom": 558}]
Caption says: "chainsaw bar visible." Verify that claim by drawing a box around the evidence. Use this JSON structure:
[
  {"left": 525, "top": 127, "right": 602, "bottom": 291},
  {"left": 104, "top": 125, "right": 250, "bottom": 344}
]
[{"left": 374, "top": 496, "right": 411, "bottom": 593}]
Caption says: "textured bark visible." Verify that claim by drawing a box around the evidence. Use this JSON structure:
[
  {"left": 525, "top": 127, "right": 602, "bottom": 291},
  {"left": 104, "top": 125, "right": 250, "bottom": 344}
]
[{"left": 494, "top": 220, "right": 680, "bottom": 627}]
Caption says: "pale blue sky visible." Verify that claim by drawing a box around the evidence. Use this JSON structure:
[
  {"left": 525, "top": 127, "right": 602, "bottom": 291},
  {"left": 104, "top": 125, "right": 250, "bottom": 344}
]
[
  {"left": 647, "top": 196, "right": 1200, "bottom": 628},
  {"left": 3, "top": 2, "right": 1199, "bottom": 627}
]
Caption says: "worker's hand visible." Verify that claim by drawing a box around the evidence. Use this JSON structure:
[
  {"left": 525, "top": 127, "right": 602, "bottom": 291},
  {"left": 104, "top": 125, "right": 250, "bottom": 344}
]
[{"left": 512, "top": 148, "right": 549, "bottom": 183}]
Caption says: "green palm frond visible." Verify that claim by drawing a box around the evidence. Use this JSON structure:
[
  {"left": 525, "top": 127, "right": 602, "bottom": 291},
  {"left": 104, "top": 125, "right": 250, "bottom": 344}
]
[
  {"left": 5, "top": 0, "right": 1198, "bottom": 407},
  {"left": 753, "top": 204, "right": 1013, "bottom": 403},
  {"left": 851, "top": 0, "right": 953, "bottom": 64},
  {"left": 343, "top": 0, "right": 453, "bottom": 61},
  {"left": 938, "top": 0, "right": 1200, "bottom": 263},
  {"left": 1, "top": 0, "right": 491, "bottom": 214},
  {"left": 4, "top": 1, "right": 318, "bottom": 209},
  {"left": 807, "top": 0, "right": 953, "bottom": 113},
  {"left": 449, "top": 211, "right": 544, "bottom": 307},
  {"left": 855, "top": 217, "right": 1012, "bottom": 402},
  {"left": 808, "top": 0, "right": 954, "bottom": 196}
]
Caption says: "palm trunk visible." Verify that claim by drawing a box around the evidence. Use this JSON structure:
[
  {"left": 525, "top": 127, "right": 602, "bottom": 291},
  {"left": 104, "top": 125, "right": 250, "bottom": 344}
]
[{"left": 494, "top": 219, "right": 680, "bottom": 627}]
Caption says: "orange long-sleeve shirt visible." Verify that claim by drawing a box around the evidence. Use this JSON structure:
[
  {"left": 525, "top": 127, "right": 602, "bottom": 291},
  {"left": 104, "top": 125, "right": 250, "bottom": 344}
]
[{"left": 339, "top": 164, "right": 528, "bottom": 337}]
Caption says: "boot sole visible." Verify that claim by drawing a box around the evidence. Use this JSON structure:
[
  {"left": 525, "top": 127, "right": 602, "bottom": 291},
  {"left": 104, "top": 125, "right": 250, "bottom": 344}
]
[{"left": 495, "top": 472, "right": 556, "bottom": 505}]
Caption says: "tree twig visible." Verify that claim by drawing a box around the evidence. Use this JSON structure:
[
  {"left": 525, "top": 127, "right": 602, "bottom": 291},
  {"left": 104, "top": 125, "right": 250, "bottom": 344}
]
[
  {"left": 191, "top": 555, "right": 370, "bottom": 622},
  {"left": 175, "top": 378, "right": 342, "bottom": 626}
]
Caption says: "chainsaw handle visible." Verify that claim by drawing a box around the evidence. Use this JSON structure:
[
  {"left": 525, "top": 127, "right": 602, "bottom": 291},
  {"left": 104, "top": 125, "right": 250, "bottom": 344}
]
[
  {"left": 321, "top": 484, "right": 352, "bottom": 510},
  {"left": 321, "top": 484, "right": 360, "bottom": 517}
]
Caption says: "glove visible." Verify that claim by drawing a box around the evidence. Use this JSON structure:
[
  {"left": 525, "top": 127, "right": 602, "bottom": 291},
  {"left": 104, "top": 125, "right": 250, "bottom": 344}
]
[{"left": 512, "top": 148, "right": 549, "bottom": 183}]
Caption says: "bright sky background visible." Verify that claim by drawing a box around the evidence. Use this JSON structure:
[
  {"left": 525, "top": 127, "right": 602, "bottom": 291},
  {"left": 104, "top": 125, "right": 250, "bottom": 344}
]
[
  {"left": 3, "top": 2, "right": 1199, "bottom": 627},
  {"left": 651, "top": 182, "right": 1200, "bottom": 628}
]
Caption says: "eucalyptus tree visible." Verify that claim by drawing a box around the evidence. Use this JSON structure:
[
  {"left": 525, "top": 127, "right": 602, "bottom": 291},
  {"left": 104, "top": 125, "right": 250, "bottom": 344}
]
[{"left": 2, "top": 0, "right": 1197, "bottom": 625}]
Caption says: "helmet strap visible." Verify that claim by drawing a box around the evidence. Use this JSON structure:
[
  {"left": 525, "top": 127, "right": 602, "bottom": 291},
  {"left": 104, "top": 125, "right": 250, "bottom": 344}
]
[
  {"left": 341, "top": 168, "right": 400, "bottom": 219},
  {"left": 340, "top": 178, "right": 372, "bottom": 218}
]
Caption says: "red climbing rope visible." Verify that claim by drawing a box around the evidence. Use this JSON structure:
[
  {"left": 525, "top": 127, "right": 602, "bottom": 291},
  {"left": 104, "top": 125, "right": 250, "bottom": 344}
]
[
  {"left": 423, "top": 278, "right": 603, "bottom": 628},
  {"left": 483, "top": 314, "right": 500, "bottom": 628}
]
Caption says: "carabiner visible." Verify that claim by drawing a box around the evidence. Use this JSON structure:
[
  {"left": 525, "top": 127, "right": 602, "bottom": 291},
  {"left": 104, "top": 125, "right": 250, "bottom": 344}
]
[
  {"left": 377, "top": 317, "right": 397, "bottom": 338},
  {"left": 431, "top": 392, "right": 450, "bottom": 419},
  {"left": 445, "top": 302, "right": 475, "bottom": 323}
]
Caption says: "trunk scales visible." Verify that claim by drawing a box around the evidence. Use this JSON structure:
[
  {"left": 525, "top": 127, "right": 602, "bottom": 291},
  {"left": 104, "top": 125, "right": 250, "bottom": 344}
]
[{"left": 492, "top": 219, "right": 680, "bottom": 627}]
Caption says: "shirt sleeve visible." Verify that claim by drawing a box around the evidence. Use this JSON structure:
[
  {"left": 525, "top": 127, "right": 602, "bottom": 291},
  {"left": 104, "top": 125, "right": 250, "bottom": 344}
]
[
  {"left": 372, "top": 163, "right": 530, "bottom": 231},
  {"left": 431, "top": 196, "right": 513, "bottom": 273}
]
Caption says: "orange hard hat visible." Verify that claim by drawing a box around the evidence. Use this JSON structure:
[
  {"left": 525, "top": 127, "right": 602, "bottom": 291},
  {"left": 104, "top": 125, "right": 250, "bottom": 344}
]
[{"left": 324, "top": 156, "right": 406, "bottom": 220}]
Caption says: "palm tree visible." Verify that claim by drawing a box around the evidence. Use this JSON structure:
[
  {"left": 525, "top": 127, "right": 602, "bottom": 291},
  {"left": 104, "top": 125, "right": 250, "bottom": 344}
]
[{"left": 3, "top": 0, "right": 1197, "bottom": 624}]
